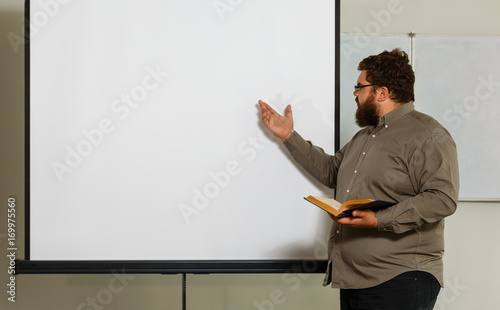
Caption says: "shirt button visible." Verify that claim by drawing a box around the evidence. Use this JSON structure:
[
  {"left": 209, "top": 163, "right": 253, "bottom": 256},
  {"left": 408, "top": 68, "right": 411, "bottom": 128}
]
[
  {"left": 354, "top": 170, "right": 357, "bottom": 173},
  {"left": 362, "top": 152, "right": 366, "bottom": 155},
  {"left": 346, "top": 189, "right": 350, "bottom": 193},
  {"left": 336, "top": 230, "right": 340, "bottom": 234},
  {"left": 372, "top": 134, "right": 376, "bottom": 138},
  {"left": 385, "top": 125, "right": 389, "bottom": 128}
]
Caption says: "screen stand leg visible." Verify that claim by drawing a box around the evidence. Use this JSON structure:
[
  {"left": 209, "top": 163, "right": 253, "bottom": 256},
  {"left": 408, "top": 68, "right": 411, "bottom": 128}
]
[{"left": 182, "top": 273, "right": 187, "bottom": 310}]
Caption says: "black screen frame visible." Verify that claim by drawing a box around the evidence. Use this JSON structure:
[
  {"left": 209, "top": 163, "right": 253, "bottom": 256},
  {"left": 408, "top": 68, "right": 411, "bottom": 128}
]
[{"left": 18, "top": 0, "right": 341, "bottom": 275}]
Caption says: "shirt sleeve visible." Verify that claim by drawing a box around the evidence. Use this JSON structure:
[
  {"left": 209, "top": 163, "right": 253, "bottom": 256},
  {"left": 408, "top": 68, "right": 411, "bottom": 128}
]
[
  {"left": 376, "top": 133, "right": 460, "bottom": 234},
  {"left": 283, "top": 131, "right": 342, "bottom": 189}
]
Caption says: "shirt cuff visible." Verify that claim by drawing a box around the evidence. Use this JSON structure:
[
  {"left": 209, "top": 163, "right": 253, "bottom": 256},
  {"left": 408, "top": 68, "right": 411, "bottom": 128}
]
[
  {"left": 282, "top": 130, "right": 305, "bottom": 153},
  {"left": 376, "top": 207, "right": 395, "bottom": 232}
]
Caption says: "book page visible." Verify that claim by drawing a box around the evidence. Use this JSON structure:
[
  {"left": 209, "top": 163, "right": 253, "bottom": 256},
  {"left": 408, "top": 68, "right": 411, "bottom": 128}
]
[{"left": 313, "top": 196, "right": 342, "bottom": 210}]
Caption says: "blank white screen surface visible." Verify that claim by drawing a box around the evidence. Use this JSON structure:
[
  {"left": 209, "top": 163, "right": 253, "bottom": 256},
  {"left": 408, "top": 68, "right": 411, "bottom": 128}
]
[{"left": 29, "top": 0, "right": 335, "bottom": 260}]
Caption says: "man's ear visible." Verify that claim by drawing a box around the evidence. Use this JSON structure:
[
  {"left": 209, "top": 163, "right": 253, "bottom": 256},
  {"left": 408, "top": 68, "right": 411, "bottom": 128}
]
[{"left": 376, "top": 86, "right": 390, "bottom": 102}]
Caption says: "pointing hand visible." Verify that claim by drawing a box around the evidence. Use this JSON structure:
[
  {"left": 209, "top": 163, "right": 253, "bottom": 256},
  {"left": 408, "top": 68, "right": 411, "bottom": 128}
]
[{"left": 258, "top": 100, "right": 294, "bottom": 141}]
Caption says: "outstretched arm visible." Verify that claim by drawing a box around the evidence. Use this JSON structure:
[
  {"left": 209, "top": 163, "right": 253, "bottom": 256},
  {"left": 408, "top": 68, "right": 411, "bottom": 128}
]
[
  {"left": 258, "top": 100, "right": 294, "bottom": 141},
  {"left": 259, "top": 99, "right": 341, "bottom": 189}
]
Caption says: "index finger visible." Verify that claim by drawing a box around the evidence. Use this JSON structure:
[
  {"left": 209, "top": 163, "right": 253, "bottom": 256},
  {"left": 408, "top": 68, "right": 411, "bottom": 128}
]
[{"left": 258, "top": 100, "right": 274, "bottom": 113}]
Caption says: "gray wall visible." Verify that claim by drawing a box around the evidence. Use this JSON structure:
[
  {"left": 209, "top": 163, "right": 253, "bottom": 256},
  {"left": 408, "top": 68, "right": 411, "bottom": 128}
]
[{"left": 1, "top": 0, "right": 499, "bottom": 309}]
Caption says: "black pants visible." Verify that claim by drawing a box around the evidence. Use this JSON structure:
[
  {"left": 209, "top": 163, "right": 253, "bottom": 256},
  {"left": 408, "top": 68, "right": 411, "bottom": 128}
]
[{"left": 340, "top": 271, "right": 441, "bottom": 310}]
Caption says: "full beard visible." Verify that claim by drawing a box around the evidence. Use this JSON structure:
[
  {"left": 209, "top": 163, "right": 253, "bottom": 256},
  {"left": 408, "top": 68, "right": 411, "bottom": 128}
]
[{"left": 355, "top": 93, "right": 380, "bottom": 127}]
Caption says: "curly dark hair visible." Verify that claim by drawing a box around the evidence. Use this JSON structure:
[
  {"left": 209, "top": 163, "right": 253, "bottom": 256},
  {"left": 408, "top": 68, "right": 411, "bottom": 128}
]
[{"left": 358, "top": 49, "right": 415, "bottom": 104}]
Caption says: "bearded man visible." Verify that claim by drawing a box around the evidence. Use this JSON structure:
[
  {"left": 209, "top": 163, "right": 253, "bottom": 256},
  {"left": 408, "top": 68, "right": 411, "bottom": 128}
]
[{"left": 258, "top": 49, "right": 459, "bottom": 310}]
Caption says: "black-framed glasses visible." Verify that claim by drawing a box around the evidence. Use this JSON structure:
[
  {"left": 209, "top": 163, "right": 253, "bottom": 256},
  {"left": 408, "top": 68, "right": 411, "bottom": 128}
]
[{"left": 354, "top": 84, "right": 375, "bottom": 91}]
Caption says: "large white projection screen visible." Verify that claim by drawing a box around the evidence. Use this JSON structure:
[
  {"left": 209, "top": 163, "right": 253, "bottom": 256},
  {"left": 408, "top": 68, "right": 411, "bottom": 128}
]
[{"left": 29, "top": 0, "right": 336, "bottom": 261}]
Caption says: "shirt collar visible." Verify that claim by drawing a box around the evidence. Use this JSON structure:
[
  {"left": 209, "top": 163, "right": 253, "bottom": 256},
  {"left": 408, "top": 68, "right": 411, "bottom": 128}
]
[{"left": 378, "top": 101, "right": 414, "bottom": 129}]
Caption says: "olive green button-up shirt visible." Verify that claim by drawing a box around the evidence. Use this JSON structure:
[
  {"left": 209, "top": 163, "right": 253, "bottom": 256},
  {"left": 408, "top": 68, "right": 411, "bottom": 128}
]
[{"left": 283, "top": 101, "right": 459, "bottom": 289}]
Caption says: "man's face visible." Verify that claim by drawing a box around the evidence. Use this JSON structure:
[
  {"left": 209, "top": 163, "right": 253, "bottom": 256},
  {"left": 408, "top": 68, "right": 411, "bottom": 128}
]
[{"left": 354, "top": 71, "right": 380, "bottom": 127}]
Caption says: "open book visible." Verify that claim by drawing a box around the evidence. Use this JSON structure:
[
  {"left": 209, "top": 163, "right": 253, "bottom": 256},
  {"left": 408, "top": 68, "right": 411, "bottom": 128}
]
[{"left": 304, "top": 196, "right": 395, "bottom": 218}]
